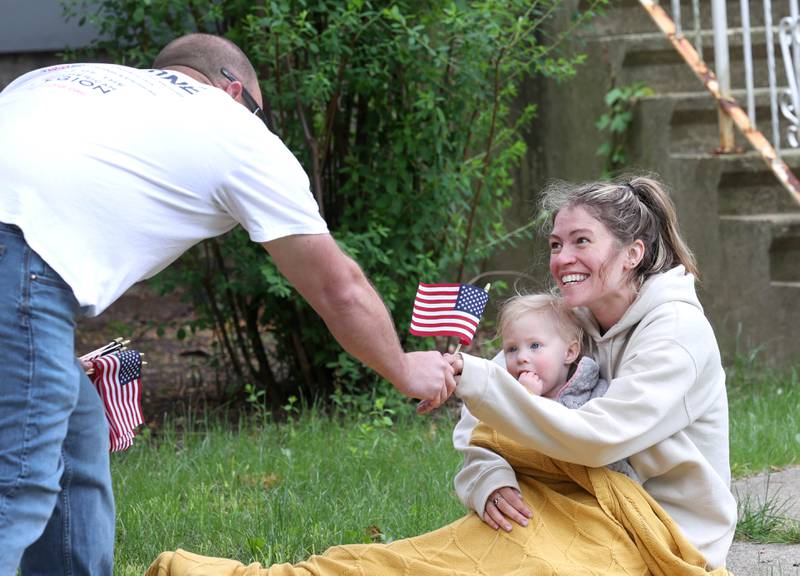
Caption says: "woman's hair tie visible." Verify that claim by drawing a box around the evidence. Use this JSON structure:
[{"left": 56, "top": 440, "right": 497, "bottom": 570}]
[{"left": 627, "top": 181, "right": 653, "bottom": 212}]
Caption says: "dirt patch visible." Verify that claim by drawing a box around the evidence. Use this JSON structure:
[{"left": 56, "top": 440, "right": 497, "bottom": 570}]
[{"left": 75, "top": 283, "right": 225, "bottom": 419}]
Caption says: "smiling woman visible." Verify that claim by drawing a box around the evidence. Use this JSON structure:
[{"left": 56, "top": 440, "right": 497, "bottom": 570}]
[
  {"left": 544, "top": 176, "right": 698, "bottom": 331},
  {"left": 548, "top": 204, "right": 640, "bottom": 329},
  {"left": 451, "top": 174, "right": 737, "bottom": 570}
]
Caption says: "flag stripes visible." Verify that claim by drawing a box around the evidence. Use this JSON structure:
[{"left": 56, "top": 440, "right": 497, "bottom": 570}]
[
  {"left": 90, "top": 350, "right": 144, "bottom": 453},
  {"left": 409, "top": 282, "right": 489, "bottom": 345}
]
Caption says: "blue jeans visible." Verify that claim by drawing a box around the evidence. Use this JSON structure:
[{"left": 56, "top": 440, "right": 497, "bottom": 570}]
[{"left": 0, "top": 223, "right": 114, "bottom": 575}]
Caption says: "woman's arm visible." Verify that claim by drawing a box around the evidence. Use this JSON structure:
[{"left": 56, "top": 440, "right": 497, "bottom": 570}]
[
  {"left": 454, "top": 312, "right": 724, "bottom": 466},
  {"left": 453, "top": 403, "right": 531, "bottom": 531},
  {"left": 453, "top": 404, "right": 518, "bottom": 511}
]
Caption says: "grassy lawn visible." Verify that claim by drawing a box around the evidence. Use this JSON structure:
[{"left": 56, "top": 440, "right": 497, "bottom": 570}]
[
  {"left": 112, "top": 407, "right": 465, "bottom": 575},
  {"left": 113, "top": 359, "right": 800, "bottom": 575},
  {"left": 726, "top": 358, "right": 800, "bottom": 543},
  {"left": 727, "top": 358, "right": 800, "bottom": 476}
]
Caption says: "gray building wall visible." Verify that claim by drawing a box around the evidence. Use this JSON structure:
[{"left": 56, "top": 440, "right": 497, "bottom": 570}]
[{"left": 0, "top": 0, "right": 99, "bottom": 89}]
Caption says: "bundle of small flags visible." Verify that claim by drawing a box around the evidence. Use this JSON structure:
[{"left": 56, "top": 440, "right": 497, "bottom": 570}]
[
  {"left": 409, "top": 282, "right": 490, "bottom": 347},
  {"left": 80, "top": 338, "right": 146, "bottom": 453}
]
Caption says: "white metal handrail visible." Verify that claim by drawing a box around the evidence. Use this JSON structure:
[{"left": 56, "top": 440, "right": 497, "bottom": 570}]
[
  {"left": 640, "top": 1, "right": 800, "bottom": 205},
  {"left": 780, "top": 16, "right": 800, "bottom": 146},
  {"left": 711, "top": 0, "right": 734, "bottom": 150},
  {"left": 657, "top": 0, "right": 800, "bottom": 153}
]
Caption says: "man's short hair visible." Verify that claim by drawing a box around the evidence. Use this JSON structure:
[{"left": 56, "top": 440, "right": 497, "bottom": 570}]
[{"left": 153, "top": 33, "right": 259, "bottom": 95}]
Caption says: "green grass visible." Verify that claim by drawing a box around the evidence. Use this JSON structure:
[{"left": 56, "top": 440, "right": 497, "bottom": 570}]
[
  {"left": 112, "top": 358, "right": 800, "bottom": 574},
  {"left": 727, "top": 358, "right": 800, "bottom": 477},
  {"left": 726, "top": 357, "right": 800, "bottom": 545},
  {"left": 112, "top": 407, "right": 465, "bottom": 575},
  {"left": 736, "top": 485, "right": 800, "bottom": 544}
]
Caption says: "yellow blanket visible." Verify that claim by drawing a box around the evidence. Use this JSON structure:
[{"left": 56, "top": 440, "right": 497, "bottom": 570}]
[{"left": 146, "top": 424, "right": 732, "bottom": 576}]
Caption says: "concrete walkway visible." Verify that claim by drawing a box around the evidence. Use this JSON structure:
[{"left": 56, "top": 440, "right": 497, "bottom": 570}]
[{"left": 727, "top": 466, "right": 800, "bottom": 575}]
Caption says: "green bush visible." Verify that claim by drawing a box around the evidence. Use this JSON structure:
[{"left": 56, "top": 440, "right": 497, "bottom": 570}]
[{"left": 62, "top": 0, "right": 604, "bottom": 406}]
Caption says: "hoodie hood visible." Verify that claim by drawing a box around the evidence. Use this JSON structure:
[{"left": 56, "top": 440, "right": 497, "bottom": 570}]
[
  {"left": 574, "top": 266, "right": 702, "bottom": 341},
  {"left": 554, "top": 355, "right": 605, "bottom": 407}
]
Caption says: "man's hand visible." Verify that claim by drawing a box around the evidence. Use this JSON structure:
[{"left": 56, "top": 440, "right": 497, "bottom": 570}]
[
  {"left": 483, "top": 486, "right": 533, "bottom": 532},
  {"left": 396, "top": 351, "right": 456, "bottom": 414},
  {"left": 265, "top": 235, "right": 456, "bottom": 411},
  {"left": 79, "top": 358, "right": 93, "bottom": 374}
]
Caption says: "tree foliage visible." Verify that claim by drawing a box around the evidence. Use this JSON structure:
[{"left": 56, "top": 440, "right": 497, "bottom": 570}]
[{"left": 62, "top": 0, "right": 603, "bottom": 406}]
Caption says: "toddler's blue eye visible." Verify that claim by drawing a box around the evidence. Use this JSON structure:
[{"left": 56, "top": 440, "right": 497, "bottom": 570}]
[{"left": 529, "top": 342, "right": 541, "bottom": 350}]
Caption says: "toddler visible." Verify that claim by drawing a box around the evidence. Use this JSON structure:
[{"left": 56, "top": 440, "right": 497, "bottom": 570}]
[{"left": 453, "top": 293, "right": 637, "bottom": 480}]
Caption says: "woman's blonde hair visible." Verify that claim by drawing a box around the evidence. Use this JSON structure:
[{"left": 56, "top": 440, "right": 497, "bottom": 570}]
[
  {"left": 540, "top": 174, "right": 698, "bottom": 285},
  {"left": 497, "top": 293, "right": 584, "bottom": 351}
]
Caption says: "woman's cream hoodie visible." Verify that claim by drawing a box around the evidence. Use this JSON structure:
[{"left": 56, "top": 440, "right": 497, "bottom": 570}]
[{"left": 453, "top": 266, "right": 737, "bottom": 568}]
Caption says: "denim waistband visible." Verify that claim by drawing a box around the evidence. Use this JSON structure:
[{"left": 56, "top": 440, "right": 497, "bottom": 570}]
[{"left": 0, "top": 222, "right": 24, "bottom": 236}]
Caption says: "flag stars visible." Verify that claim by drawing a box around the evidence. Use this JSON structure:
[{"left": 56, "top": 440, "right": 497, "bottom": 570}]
[
  {"left": 409, "top": 282, "right": 489, "bottom": 345},
  {"left": 89, "top": 348, "right": 143, "bottom": 452},
  {"left": 117, "top": 350, "right": 142, "bottom": 386},
  {"left": 455, "top": 285, "right": 489, "bottom": 317}
]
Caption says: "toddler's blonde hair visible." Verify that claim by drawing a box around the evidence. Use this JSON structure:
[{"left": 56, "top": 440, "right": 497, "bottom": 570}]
[{"left": 497, "top": 293, "right": 584, "bottom": 352}]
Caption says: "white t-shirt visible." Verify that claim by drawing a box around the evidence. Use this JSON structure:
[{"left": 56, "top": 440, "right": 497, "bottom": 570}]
[{"left": 0, "top": 63, "right": 328, "bottom": 316}]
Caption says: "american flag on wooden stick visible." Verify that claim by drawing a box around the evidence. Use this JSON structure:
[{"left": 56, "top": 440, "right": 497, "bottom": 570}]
[
  {"left": 409, "top": 282, "right": 489, "bottom": 345},
  {"left": 81, "top": 339, "right": 145, "bottom": 453}
]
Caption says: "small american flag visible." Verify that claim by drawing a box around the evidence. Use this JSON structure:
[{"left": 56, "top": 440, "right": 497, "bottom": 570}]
[
  {"left": 409, "top": 282, "right": 489, "bottom": 345},
  {"left": 90, "top": 350, "right": 144, "bottom": 452}
]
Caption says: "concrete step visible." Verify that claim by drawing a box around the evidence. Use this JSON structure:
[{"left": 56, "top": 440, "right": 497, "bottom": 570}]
[
  {"left": 637, "top": 89, "right": 800, "bottom": 180},
  {"left": 711, "top": 213, "right": 800, "bottom": 360},
  {"left": 636, "top": 88, "right": 800, "bottom": 160},
  {"left": 767, "top": 213, "right": 800, "bottom": 283},
  {"left": 720, "top": 212, "right": 800, "bottom": 283},
  {"left": 667, "top": 146, "right": 800, "bottom": 216},
  {"left": 579, "top": 0, "right": 791, "bottom": 38},
  {"left": 657, "top": 89, "right": 787, "bottom": 154},
  {"left": 612, "top": 28, "right": 791, "bottom": 95},
  {"left": 632, "top": 90, "right": 800, "bottom": 213},
  {"left": 715, "top": 153, "right": 800, "bottom": 216},
  {"left": 640, "top": 88, "right": 798, "bottom": 163}
]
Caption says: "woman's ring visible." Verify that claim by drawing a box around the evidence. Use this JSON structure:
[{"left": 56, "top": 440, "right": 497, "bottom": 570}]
[{"left": 492, "top": 496, "right": 501, "bottom": 507}]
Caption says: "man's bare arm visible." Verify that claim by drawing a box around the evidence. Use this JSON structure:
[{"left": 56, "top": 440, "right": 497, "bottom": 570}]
[{"left": 262, "top": 234, "right": 455, "bottom": 409}]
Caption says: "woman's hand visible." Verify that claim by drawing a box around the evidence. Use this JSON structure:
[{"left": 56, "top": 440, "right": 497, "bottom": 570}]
[
  {"left": 483, "top": 486, "right": 532, "bottom": 532},
  {"left": 443, "top": 352, "right": 463, "bottom": 379}
]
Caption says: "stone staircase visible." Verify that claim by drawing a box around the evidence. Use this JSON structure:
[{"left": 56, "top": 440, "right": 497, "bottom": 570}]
[{"left": 535, "top": 0, "right": 800, "bottom": 365}]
